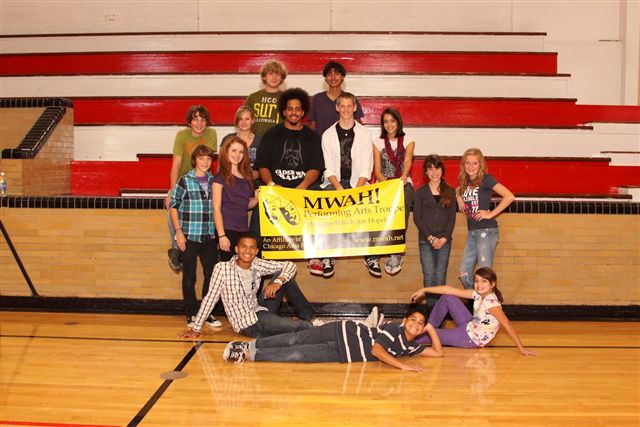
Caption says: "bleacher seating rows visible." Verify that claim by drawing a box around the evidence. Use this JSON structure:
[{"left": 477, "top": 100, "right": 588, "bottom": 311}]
[
  {"left": 70, "top": 155, "right": 639, "bottom": 197},
  {"left": 1, "top": 31, "right": 639, "bottom": 197}
]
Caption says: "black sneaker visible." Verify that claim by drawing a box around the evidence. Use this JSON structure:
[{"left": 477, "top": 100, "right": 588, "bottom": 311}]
[
  {"left": 205, "top": 315, "right": 223, "bottom": 328},
  {"left": 187, "top": 316, "right": 196, "bottom": 329},
  {"left": 226, "top": 341, "right": 251, "bottom": 353},
  {"left": 168, "top": 248, "right": 182, "bottom": 273},
  {"left": 223, "top": 344, "right": 248, "bottom": 365},
  {"left": 363, "top": 257, "right": 382, "bottom": 278},
  {"left": 322, "top": 258, "right": 335, "bottom": 277}
]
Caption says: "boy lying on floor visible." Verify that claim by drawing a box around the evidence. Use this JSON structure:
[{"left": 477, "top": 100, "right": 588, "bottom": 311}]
[{"left": 223, "top": 304, "right": 443, "bottom": 372}]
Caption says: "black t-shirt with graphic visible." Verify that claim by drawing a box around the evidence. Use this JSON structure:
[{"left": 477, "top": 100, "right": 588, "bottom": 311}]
[
  {"left": 254, "top": 124, "right": 324, "bottom": 188},
  {"left": 336, "top": 123, "right": 355, "bottom": 181},
  {"left": 460, "top": 174, "right": 499, "bottom": 230}
]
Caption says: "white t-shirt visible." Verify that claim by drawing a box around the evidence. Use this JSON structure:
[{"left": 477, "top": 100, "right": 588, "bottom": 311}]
[
  {"left": 373, "top": 135, "right": 415, "bottom": 184},
  {"left": 466, "top": 291, "right": 502, "bottom": 346},
  {"left": 235, "top": 264, "right": 255, "bottom": 295}
]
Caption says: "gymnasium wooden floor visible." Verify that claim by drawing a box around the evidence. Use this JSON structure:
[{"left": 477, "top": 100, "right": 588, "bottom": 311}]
[{"left": 0, "top": 311, "right": 638, "bottom": 427}]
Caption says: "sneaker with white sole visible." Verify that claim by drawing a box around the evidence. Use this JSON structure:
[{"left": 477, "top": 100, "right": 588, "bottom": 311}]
[
  {"left": 363, "top": 257, "right": 382, "bottom": 277},
  {"left": 223, "top": 345, "right": 248, "bottom": 365},
  {"left": 362, "top": 306, "right": 379, "bottom": 328},
  {"left": 322, "top": 258, "right": 335, "bottom": 277},
  {"left": 226, "top": 340, "right": 251, "bottom": 353},
  {"left": 308, "top": 258, "right": 323, "bottom": 276},
  {"left": 205, "top": 315, "right": 223, "bottom": 328},
  {"left": 187, "top": 316, "right": 196, "bottom": 329},
  {"left": 168, "top": 248, "right": 182, "bottom": 273},
  {"left": 377, "top": 312, "right": 385, "bottom": 327},
  {"left": 384, "top": 254, "right": 404, "bottom": 275}
]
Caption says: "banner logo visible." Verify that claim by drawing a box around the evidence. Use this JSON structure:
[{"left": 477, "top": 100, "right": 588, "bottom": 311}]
[{"left": 263, "top": 195, "right": 300, "bottom": 226}]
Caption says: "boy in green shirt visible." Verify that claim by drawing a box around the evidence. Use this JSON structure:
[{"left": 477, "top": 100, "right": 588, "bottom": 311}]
[{"left": 244, "top": 59, "right": 288, "bottom": 137}]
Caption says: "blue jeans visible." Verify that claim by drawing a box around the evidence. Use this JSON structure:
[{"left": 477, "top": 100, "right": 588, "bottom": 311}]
[
  {"left": 254, "top": 322, "right": 341, "bottom": 363},
  {"left": 257, "top": 275, "right": 315, "bottom": 322},
  {"left": 459, "top": 227, "right": 499, "bottom": 289},
  {"left": 167, "top": 211, "right": 177, "bottom": 249},
  {"left": 419, "top": 239, "right": 452, "bottom": 305},
  {"left": 241, "top": 310, "right": 313, "bottom": 339}
]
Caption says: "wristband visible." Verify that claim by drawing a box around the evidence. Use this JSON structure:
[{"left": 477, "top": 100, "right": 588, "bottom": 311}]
[{"left": 219, "top": 234, "right": 226, "bottom": 239}]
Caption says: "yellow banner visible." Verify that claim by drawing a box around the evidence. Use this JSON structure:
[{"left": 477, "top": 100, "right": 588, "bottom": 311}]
[{"left": 259, "top": 179, "right": 406, "bottom": 259}]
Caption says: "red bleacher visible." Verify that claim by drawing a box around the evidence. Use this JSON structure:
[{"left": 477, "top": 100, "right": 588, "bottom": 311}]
[
  {"left": 3, "top": 33, "right": 639, "bottom": 197},
  {"left": 0, "top": 51, "right": 559, "bottom": 76},
  {"left": 70, "top": 96, "right": 639, "bottom": 127},
  {"left": 70, "top": 155, "right": 639, "bottom": 197}
]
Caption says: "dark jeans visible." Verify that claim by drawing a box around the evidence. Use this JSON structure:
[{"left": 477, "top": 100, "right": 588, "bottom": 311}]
[
  {"left": 218, "top": 229, "right": 243, "bottom": 262},
  {"left": 241, "top": 310, "right": 313, "bottom": 339},
  {"left": 257, "top": 275, "right": 315, "bottom": 321},
  {"left": 401, "top": 182, "right": 414, "bottom": 233},
  {"left": 254, "top": 322, "right": 341, "bottom": 362},
  {"left": 182, "top": 238, "right": 219, "bottom": 318}
]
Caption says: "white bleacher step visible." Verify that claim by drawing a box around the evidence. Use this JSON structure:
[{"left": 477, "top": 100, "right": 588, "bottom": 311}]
[
  {"left": 599, "top": 151, "right": 640, "bottom": 166},
  {"left": 73, "top": 125, "right": 640, "bottom": 161},
  {"left": 0, "top": 33, "right": 548, "bottom": 54},
  {"left": 0, "top": 74, "right": 569, "bottom": 99},
  {"left": 617, "top": 186, "right": 640, "bottom": 201},
  {"left": 120, "top": 189, "right": 165, "bottom": 198}
]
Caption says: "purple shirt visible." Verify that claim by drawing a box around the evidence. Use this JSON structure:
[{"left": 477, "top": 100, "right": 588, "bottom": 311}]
[
  {"left": 213, "top": 173, "right": 253, "bottom": 232},
  {"left": 309, "top": 91, "right": 364, "bottom": 136}
]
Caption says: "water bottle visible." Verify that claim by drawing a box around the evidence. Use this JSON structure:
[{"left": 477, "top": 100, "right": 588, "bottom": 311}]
[{"left": 0, "top": 172, "right": 7, "bottom": 196}]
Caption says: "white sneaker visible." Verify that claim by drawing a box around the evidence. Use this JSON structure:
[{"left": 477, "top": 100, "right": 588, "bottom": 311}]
[
  {"left": 384, "top": 254, "right": 404, "bottom": 275},
  {"left": 205, "top": 315, "right": 223, "bottom": 328},
  {"left": 377, "top": 312, "right": 385, "bottom": 327},
  {"left": 362, "top": 306, "right": 379, "bottom": 328},
  {"left": 311, "top": 318, "right": 326, "bottom": 327}
]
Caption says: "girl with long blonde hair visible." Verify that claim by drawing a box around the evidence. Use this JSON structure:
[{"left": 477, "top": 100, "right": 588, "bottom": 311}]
[{"left": 456, "top": 148, "right": 514, "bottom": 289}]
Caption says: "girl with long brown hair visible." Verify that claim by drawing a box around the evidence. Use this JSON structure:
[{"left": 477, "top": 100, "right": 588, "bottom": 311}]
[
  {"left": 413, "top": 154, "right": 457, "bottom": 305},
  {"left": 410, "top": 267, "right": 537, "bottom": 356},
  {"left": 213, "top": 136, "right": 259, "bottom": 261}
]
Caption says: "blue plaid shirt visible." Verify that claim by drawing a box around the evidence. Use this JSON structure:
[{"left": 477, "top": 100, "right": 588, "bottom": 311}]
[{"left": 170, "top": 170, "right": 215, "bottom": 242}]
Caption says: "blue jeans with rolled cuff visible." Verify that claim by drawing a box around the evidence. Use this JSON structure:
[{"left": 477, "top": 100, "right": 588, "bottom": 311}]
[{"left": 458, "top": 227, "right": 499, "bottom": 289}]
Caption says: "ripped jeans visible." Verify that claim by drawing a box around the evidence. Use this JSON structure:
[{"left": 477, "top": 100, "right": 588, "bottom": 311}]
[{"left": 459, "top": 227, "right": 499, "bottom": 289}]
